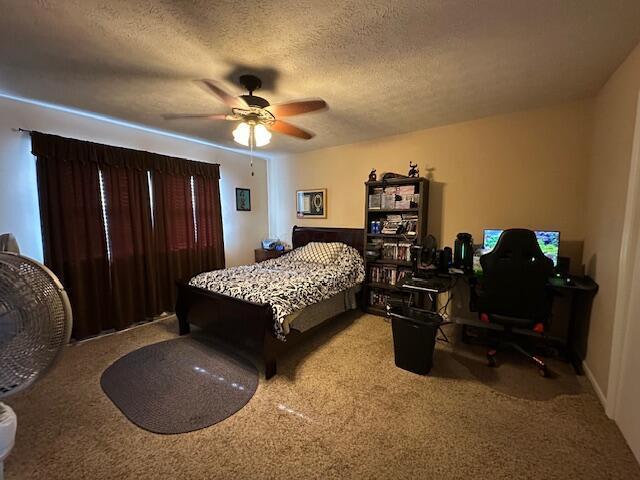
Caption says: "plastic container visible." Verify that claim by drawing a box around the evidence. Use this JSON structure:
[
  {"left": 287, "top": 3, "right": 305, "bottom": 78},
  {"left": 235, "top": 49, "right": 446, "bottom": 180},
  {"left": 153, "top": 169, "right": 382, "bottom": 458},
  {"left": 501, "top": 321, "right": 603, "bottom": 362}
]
[{"left": 389, "top": 306, "right": 443, "bottom": 375}]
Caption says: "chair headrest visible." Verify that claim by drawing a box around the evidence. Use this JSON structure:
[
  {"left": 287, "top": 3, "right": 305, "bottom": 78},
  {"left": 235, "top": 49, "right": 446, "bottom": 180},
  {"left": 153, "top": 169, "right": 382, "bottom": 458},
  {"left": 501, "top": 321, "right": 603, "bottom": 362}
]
[{"left": 481, "top": 228, "right": 553, "bottom": 273}]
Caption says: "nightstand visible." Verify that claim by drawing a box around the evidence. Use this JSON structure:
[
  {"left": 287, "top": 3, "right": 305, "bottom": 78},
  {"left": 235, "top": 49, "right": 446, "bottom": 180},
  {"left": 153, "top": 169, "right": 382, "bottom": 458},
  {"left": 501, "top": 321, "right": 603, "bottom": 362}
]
[{"left": 254, "top": 248, "right": 289, "bottom": 263}]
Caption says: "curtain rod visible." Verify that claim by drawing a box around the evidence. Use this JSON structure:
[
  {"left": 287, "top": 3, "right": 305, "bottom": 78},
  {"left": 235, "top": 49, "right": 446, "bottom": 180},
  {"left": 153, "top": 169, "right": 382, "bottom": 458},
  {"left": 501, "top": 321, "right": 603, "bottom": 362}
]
[{"left": 12, "top": 128, "right": 32, "bottom": 134}]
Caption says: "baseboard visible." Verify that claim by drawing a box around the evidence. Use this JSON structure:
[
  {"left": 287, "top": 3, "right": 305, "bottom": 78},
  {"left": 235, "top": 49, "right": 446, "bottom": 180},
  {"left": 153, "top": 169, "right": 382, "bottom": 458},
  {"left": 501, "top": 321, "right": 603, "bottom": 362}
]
[
  {"left": 71, "top": 313, "right": 177, "bottom": 346},
  {"left": 583, "top": 360, "right": 608, "bottom": 413}
]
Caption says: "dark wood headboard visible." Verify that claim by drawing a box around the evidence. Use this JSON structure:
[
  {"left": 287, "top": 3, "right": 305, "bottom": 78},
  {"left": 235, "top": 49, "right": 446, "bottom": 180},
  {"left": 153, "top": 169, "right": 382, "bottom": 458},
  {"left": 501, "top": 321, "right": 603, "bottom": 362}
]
[{"left": 291, "top": 226, "right": 364, "bottom": 254}]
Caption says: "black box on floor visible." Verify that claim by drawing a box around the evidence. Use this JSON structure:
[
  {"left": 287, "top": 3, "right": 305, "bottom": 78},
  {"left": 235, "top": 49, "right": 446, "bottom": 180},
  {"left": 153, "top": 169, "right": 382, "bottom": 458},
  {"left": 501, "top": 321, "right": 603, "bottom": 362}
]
[{"left": 389, "top": 306, "right": 442, "bottom": 375}]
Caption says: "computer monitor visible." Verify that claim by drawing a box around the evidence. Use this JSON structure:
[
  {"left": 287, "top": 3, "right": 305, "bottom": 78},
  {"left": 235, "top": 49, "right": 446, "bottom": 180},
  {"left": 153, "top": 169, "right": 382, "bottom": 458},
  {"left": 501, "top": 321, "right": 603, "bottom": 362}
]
[{"left": 483, "top": 229, "right": 560, "bottom": 266}]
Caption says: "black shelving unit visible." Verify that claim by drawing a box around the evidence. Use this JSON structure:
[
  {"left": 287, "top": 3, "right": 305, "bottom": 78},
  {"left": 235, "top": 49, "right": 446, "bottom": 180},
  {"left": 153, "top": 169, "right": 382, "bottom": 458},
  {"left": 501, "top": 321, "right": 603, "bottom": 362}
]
[
  {"left": 368, "top": 259, "right": 413, "bottom": 266},
  {"left": 363, "top": 177, "right": 429, "bottom": 315},
  {"left": 367, "top": 282, "right": 399, "bottom": 291},
  {"left": 369, "top": 208, "right": 420, "bottom": 213}
]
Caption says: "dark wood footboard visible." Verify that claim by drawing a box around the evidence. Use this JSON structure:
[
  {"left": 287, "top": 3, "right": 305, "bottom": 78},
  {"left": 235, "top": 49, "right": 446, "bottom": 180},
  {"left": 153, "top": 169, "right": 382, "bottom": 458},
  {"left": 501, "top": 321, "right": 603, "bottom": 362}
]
[{"left": 175, "top": 281, "right": 280, "bottom": 378}]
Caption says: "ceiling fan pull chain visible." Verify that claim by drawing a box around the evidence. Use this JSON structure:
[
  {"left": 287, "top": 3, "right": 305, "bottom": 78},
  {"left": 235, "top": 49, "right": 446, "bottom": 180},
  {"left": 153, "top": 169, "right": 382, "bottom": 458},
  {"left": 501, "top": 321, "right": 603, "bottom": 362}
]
[{"left": 250, "top": 127, "right": 255, "bottom": 177}]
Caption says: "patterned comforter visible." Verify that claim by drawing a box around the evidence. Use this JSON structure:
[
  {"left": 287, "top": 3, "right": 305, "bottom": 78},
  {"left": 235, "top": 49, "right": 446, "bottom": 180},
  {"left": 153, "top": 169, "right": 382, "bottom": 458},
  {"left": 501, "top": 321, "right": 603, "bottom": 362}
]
[{"left": 189, "top": 244, "right": 365, "bottom": 340}]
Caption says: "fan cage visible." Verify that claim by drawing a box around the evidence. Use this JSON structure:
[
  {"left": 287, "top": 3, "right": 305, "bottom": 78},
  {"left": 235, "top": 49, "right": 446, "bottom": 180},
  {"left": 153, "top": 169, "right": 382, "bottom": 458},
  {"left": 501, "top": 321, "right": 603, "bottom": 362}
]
[{"left": 0, "top": 253, "right": 72, "bottom": 399}]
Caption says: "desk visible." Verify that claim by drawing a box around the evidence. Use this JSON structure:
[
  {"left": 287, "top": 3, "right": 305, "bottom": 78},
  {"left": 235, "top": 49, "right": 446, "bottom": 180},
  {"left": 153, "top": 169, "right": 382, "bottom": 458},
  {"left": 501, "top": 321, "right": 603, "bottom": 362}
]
[
  {"left": 546, "top": 275, "right": 598, "bottom": 374},
  {"left": 400, "top": 271, "right": 598, "bottom": 374}
]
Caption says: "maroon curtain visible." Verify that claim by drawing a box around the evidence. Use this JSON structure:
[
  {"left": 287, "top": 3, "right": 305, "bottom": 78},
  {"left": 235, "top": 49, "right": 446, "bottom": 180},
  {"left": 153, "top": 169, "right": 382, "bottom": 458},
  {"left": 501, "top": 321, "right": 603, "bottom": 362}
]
[
  {"left": 35, "top": 147, "right": 112, "bottom": 339},
  {"left": 32, "top": 132, "right": 223, "bottom": 339},
  {"left": 153, "top": 172, "right": 199, "bottom": 310},
  {"left": 195, "top": 175, "right": 225, "bottom": 272},
  {"left": 101, "top": 165, "right": 161, "bottom": 326}
]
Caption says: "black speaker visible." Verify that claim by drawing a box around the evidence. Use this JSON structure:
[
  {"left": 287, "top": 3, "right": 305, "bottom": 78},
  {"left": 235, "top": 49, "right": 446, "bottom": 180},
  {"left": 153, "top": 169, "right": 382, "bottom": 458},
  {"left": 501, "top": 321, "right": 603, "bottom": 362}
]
[{"left": 436, "top": 247, "right": 452, "bottom": 273}]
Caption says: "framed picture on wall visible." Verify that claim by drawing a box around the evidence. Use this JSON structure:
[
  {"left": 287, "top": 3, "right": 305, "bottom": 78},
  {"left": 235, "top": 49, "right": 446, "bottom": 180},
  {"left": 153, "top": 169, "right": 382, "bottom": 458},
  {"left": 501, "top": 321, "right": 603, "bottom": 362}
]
[
  {"left": 296, "top": 189, "right": 327, "bottom": 218},
  {"left": 236, "top": 188, "right": 251, "bottom": 211}
]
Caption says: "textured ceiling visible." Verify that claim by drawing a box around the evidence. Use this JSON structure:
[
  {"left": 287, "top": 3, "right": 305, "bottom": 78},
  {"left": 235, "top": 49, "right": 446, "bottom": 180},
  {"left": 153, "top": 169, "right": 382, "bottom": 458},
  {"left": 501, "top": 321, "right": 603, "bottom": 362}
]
[{"left": 2, "top": 1, "right": 640, "bottom": 154}]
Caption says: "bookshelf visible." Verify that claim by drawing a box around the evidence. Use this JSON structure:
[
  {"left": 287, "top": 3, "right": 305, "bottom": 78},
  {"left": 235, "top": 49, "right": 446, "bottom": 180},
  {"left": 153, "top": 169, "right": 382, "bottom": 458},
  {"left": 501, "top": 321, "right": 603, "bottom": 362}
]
[{"left": 363, "top": 177, "right": 429, "bottom": 315}]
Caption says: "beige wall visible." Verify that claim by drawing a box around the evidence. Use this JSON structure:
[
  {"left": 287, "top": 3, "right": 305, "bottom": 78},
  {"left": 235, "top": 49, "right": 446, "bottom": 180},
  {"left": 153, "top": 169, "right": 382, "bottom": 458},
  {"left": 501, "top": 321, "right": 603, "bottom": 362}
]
[
  {"left": 268, "top": 42, "right": 640, "bottom": 403},
  {"left": 583, "top": 42, "right": 640, "bottom": 397},
  {"left": 0, "top": 95, "right": 268, "bottom": 267},
  {"left": 269, "top": 99, "right": 593, "bottom": 259}
]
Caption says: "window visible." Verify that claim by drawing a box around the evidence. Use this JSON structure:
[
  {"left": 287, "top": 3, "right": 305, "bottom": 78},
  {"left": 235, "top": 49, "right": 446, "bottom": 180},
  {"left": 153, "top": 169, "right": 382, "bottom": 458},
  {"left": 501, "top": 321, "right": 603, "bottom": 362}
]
[
  {"left": 190, "top": 175, "right": 198, "bottom": 244},
  {"left": 98, "top": 169, "right": 112, "bottom": 263}
]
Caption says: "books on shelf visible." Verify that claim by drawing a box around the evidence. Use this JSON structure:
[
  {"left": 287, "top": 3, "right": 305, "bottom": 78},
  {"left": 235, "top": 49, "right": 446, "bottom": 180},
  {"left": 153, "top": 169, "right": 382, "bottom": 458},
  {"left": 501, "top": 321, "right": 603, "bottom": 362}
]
[
  {"left": 370, "top": 290, "right": 389, "bottom": 308},
  {"left": 368, "top": 187, "right": 383, "bottom": 210},
  {"left": 369, "top": 265, "right": 398, "bottom": 285},
  {"left": 396, "top": 185, "right": 415, "bottom": 194},
  {"left": 369, "top": 212, "right": 418, "bottom": 236},
  {"left": 381, "top": 214, "right": 402, "bottom": 234},
  {"left": 368, "top": 184, "right": 419, "bottom": 210},
  {"left": 397, "top": 242, "right": 412, "bottom": 262},
  {"left": 384, "top": 266, "right": 397, "bottom": 285},
  {"left": 382, "top": 242, "right": 397, "bottom": 260},
  {"left": 369, "top": 265, "right": 380, "bottom": 283},
  {"left": 395, "top": 199, "right": 411, "bottom": 210},
  {"left": 369, "top": 285, "right": 411, "bottom": 308},
  {"left": 381, "top": 241, "right": 412, "bottom": 262},
  {"left": 401, "top": 212, "right": 418, "bottom": 236},
  {"left": 381, "top": 194, "right": 396, "bottom": 210}
]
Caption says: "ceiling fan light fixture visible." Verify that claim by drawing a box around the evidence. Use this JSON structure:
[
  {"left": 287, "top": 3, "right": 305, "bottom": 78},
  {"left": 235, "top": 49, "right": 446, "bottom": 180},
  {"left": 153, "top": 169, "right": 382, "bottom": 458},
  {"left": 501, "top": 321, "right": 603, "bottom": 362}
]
[
  {"left": 232, "top": 122, "right": 251, "bottom": 146},
  {"left": 232, "top": 121, "right": 271, "bottom": 147},
  {"left": 253, "top": 123, "right": 271, "bottom": 147}
]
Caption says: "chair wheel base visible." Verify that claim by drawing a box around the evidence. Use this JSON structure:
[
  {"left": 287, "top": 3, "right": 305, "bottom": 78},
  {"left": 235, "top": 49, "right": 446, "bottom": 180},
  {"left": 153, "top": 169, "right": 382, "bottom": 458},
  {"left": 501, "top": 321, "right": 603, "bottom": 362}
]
[{"left": 487, "top": 350, "right": 497, "bottom": 367}]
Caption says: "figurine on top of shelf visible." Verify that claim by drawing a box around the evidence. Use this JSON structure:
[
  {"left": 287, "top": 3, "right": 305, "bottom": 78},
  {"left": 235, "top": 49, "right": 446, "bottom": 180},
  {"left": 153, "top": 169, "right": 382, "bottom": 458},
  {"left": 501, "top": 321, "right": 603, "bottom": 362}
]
[
  {"left": 408, "top": 162, "right": 419, "bottom": 178},
  {"left": 368, "top": 169, "right": 377, "bottom": 182}
]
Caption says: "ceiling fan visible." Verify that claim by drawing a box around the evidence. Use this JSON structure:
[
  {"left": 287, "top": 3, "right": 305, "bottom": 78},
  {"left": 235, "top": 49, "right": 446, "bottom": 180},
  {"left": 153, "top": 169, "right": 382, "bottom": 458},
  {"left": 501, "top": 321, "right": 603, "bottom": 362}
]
[{"left": 163, "top": 75, "right": 327, "bottom": 147}]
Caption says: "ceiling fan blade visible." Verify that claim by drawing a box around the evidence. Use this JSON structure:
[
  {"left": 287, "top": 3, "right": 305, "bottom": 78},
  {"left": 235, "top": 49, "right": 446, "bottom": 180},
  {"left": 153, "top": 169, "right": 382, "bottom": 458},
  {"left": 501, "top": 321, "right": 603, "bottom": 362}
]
[
  {"left": 270, "top": 120, "right": 314, "bottom": 140},
  {"left": 266, "top": 99, "right": 327, "bottom": 117},
  {"left": 162, "top": 113, "right": 232, "bottom": 120},
  {"left": 197, "top": 79, "right": 247, "bottom": 109}
]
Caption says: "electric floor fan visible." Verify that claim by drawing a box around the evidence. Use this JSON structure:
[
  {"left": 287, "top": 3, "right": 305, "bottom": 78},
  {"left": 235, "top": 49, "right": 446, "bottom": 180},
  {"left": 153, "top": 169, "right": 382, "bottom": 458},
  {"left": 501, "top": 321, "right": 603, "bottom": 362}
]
[{"left": 0, "top": 252, "right": 72, "bottom": 479}]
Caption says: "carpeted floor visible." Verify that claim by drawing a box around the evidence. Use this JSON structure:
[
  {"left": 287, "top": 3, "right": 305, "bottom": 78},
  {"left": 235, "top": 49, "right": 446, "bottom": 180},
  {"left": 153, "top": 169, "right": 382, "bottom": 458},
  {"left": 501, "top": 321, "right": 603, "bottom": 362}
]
[{"left": 5, "top": 312, "right": 640, "bottom": 479}]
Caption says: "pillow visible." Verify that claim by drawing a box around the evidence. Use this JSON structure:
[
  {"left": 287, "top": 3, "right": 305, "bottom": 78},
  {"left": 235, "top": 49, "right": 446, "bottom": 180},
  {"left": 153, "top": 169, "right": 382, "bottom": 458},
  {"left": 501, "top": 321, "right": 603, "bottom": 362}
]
[{"left": 291, "top": 242, "right": 345, "bottom": 264}]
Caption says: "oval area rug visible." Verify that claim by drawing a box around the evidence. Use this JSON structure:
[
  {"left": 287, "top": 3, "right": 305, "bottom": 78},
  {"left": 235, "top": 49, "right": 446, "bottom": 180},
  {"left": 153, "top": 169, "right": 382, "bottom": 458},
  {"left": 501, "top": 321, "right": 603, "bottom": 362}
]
[{"left": 100, "top": 337, "right": 258, "bottom": 434}]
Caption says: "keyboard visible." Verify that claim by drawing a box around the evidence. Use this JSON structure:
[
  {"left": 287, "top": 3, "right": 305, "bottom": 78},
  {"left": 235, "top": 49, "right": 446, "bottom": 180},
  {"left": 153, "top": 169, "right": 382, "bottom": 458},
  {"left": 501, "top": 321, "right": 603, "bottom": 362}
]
[
  {"left": 400, "top": 276, "right": 453, "bottom": 293},
  {"left": 548, "top": 276, "right": 575, "bottom": 287}
]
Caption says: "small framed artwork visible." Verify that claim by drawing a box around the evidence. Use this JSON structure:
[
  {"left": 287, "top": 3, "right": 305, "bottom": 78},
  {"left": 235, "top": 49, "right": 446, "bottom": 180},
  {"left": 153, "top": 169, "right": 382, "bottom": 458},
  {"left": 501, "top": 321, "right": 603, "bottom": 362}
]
[
  {"left": 296, "top": 189, "right": 327, "bottom": 218},
  {"left": 236, "top": 188, "right": 251, "bottom": 211}
]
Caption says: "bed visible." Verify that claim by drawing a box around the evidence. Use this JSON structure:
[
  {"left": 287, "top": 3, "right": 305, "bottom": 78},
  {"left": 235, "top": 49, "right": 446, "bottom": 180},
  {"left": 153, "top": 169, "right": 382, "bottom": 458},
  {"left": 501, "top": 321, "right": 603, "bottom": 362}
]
[{"left": 175, "top": 226, "right": 365, "bottom": 379}]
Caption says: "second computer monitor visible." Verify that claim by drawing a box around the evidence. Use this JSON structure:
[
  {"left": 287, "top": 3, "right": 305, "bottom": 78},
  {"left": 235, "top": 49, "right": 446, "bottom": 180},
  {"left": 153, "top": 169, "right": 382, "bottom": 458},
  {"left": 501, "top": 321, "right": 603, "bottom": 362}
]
[{"left": 483, "top": 229, "right": 560, "bottom": 266}]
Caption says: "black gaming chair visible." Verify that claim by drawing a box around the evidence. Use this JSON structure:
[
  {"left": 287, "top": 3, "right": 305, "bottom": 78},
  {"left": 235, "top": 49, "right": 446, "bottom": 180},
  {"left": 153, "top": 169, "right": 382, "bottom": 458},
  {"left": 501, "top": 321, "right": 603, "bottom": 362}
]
[{"left": 471, "top": 229, "right": 554, "bottom": 377}]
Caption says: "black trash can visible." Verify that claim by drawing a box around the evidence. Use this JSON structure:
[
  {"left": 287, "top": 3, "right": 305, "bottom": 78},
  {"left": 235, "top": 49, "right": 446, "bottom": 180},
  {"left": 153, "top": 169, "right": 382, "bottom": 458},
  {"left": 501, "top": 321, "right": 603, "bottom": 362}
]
[{"left": 389, "top": 306, "right": 443, "bottom": 375}]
